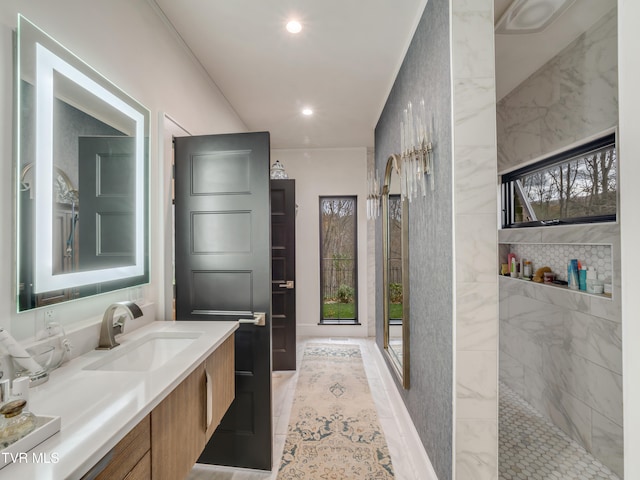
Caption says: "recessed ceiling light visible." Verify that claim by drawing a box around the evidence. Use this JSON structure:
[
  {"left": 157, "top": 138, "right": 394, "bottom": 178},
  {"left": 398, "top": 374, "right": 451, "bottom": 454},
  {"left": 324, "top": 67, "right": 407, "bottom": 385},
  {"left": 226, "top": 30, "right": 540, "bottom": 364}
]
[
  {"left": 286, "top": 20, "right": 302, "bottom": 34},
  {"left": 302, "top": 108, "right": 313, "bottom": 116}
]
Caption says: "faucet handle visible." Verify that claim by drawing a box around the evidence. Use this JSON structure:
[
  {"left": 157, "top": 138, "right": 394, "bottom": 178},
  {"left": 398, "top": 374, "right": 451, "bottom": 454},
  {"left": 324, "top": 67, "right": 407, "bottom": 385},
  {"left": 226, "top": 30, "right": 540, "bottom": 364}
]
[
  {"left": 113, "top": 316, "right": 126, "bottom": 335},
  {"left": 96, "top": 301, "right": 143, "bottom": 350}
]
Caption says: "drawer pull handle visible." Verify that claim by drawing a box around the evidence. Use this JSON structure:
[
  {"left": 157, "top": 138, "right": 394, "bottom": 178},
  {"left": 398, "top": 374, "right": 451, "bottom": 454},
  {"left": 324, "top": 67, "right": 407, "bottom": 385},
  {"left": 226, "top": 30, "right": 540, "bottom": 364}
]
[{"left": 205, "top": 369, "right": 213, "bottom": 430}]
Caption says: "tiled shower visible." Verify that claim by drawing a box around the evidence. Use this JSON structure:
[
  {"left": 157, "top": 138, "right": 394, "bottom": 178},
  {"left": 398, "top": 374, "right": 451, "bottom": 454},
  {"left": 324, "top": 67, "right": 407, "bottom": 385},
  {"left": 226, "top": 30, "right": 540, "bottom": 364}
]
[{"left": 496, "top": 6, "right": 622, "bottom": 479}]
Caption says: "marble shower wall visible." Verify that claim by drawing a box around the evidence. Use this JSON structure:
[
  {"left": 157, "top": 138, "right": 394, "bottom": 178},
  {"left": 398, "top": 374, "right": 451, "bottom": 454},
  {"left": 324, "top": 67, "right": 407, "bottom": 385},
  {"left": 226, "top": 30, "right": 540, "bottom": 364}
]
[
  {"left": 499, "top": 223, "right": 622, "bottom": 477},
  {"left": 495, "top": 5, "right": 621, "bottom": 476},
  {"left": 452, "top": 0, "right": 498, "bottom": 480},
  {"left": 496, "top": 8, "right": 618, "bottom": 173},
  {"left": 451, "top": 1, "right": 498, "bottom": 479}
]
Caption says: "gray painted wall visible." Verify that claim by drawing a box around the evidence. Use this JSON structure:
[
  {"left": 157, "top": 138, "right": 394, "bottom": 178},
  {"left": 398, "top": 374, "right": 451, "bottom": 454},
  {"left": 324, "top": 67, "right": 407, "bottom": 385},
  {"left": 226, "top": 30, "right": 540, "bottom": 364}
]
[{"left": 374, "top": 0, "right": 453, "bottom": 478}]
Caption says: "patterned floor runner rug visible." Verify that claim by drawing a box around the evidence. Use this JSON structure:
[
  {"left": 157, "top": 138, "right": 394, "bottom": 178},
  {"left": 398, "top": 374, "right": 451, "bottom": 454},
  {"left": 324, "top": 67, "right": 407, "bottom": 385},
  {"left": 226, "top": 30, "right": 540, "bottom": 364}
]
[{"left": 277, "top": 343, "right": 394, "bottom": 479}]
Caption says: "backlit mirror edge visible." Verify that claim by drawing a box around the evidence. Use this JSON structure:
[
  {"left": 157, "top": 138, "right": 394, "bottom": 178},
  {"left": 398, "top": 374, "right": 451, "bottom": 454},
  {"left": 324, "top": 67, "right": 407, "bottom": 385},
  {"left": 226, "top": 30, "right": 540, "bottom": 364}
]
[{"left": 15, "top": 14, "right": 151, "bottom": 313}]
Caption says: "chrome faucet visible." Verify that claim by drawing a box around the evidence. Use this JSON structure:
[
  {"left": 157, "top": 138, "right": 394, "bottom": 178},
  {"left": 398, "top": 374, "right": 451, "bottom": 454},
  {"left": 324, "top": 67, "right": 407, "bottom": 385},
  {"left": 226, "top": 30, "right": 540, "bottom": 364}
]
[{"left": 96, "top": 301, "right": 143, "bottom": 350}]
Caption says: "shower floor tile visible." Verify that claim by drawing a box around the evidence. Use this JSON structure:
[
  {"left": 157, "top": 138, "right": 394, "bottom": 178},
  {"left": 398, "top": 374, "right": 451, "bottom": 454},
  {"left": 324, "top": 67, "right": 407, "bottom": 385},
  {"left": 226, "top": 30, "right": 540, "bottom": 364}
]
[{"left": 499, "top": 383, "right": 620, "bottom": 480}]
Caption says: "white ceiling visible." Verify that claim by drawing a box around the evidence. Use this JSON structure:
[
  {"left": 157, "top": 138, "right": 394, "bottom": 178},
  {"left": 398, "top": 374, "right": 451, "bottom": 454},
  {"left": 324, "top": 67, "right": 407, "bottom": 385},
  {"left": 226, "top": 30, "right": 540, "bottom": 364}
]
[
  {"left": 494, "top": 0, "right": 617, "bottom": 100},
  {"left": 152, "top": 0, "right": 616, "bottom": 149},
  {"left": 152, "top": 0, "right": 427, "bottom": 149}
]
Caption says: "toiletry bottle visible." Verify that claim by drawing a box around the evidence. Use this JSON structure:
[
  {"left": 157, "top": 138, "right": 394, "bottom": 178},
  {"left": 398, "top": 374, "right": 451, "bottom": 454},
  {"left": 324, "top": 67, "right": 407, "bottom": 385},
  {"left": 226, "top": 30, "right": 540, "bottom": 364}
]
[
  {"left": 593, "top": 272, "right": 605, "bottom": 294},
  {"left": 11, "top": 377, "right": 29, "bottom": 403},
  {"left": 524, "top": 261, "right": 532, "bottom": 279},
  {"left": 568, "top": 259, "right": 579, "bottom": 290},
  {"left": 579, "top": 266, "right": 587, "bottom": 291}
]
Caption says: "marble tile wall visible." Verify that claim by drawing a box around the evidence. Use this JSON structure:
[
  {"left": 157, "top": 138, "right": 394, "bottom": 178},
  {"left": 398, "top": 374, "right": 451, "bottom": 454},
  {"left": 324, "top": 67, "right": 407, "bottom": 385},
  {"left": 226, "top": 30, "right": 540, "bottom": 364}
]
[
  {"left": 499, "top": 274, "right": 623, "bottom": 477},
  {"left": 496, "top": 8, "right": 618, "bottom": 173},
  {"left": 496, "top": 10, "right": 622, "bottom": 467},
  {"left": 507, "top": 243, "right": 613, "bottom": 282},
  {"left": 451, "top": 1, "right": 498, "bottom": 479}
]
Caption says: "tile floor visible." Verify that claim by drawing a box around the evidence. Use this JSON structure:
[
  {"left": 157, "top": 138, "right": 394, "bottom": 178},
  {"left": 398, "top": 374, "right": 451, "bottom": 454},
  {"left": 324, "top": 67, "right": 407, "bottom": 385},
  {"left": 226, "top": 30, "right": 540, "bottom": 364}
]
[
  {"left": 499, "top": 383, "right": 620, "bottom": 480},
  {"left": 188, "top": 337, "right": 436, "bottom": 480}
]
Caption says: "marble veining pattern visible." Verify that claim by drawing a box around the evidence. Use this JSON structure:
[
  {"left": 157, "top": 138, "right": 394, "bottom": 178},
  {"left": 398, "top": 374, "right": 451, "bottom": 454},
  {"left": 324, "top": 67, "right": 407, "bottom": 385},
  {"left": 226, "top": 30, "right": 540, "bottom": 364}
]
[
  {"left": 499, "top": 278, "right": 623, "bottom": 476},
  {"left": 497, "top": 9, "right": 617, "bottom": 173},
  {"left": 500, "top": 383, "right": 620, "bottom": 480},
  {"left": 452, "top": 0, "right": 498, "bottom": 478}
]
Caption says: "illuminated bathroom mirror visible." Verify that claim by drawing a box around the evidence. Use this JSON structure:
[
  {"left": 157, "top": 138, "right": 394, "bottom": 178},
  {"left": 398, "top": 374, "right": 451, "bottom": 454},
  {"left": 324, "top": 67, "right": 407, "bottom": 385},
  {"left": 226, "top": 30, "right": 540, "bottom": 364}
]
[
  {"left": 382, "top": 155, "right": 410, "bottom": 388},
  {"left": 17, "top": 16, "right": 149, "bottom": 311}
]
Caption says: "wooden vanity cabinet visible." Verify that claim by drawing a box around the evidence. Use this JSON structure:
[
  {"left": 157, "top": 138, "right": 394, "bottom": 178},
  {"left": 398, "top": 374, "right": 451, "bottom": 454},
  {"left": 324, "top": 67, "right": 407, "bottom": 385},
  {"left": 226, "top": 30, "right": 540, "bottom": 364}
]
[
  {"left": 94, "top": 414, "right": 151, "bottom": 480},
  {"left": 151, "top": 334, "right": 235, "bottom": 480},
  {"left": 85, "top": 334, "right": 235, "bottom": 480}
]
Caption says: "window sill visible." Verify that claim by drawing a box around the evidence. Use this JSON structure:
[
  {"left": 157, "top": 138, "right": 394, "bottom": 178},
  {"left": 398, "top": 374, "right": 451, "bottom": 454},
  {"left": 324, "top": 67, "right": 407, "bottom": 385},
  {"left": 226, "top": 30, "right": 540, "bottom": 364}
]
[{"left": 318, "top": 321, "right": 361, "bottom": 326}]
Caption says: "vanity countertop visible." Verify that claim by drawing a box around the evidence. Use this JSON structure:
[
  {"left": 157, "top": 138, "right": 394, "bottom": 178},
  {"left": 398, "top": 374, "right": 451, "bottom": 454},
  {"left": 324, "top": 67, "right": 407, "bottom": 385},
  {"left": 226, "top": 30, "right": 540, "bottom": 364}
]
[{"left": 0, "top": 320, "right": 238, "bottom": 480}]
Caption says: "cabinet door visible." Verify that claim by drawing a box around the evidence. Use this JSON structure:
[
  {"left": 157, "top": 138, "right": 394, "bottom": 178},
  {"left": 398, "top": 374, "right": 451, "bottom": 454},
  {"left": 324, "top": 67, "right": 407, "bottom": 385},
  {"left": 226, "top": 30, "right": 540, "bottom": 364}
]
[
  {"left": 205, "top": 335, "right": 235, "bottom": 440},
  {"left": 151, "top": 365, "right": 206, "bottom": 480}
]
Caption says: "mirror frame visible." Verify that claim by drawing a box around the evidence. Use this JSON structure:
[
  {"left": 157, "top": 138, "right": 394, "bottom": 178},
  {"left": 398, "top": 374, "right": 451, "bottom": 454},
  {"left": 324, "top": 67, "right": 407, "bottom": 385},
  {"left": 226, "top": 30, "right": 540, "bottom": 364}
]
[
  {"left": 382, "top": 154, "right": 410, "bottom": 388},
  {"left": 16, "top": 15, "right": 150, "bottom": 311}
]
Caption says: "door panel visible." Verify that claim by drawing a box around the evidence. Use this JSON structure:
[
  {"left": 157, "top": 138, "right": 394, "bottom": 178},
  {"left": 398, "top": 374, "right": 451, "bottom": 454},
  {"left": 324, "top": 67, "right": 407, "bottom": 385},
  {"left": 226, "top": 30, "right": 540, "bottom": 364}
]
[
  {"left": 270, "top": 180, "right": 296, "bottom": 371},
  {"left": 78, "top": 136, "right": 136, "bottom": 270},
  {"left": 174, "top": 132, "right": 272, "bottom": 470}
]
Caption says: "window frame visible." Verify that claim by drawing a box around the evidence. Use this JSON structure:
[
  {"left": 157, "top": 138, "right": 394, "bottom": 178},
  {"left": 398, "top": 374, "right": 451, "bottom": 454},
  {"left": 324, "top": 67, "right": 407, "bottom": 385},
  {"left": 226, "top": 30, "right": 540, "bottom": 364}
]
[
  {"left": 501, "top": 132, "right": 617, "bottom": 228},
  {"left": 318, "top": 195, "right": 359, "bottom": 325}
]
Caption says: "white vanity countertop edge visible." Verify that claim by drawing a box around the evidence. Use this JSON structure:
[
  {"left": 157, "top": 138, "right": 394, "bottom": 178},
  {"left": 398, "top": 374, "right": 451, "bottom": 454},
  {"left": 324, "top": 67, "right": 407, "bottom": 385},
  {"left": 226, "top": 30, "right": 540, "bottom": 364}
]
[{"left": 0, "top": 320, "right": 239, "bottom": 480}]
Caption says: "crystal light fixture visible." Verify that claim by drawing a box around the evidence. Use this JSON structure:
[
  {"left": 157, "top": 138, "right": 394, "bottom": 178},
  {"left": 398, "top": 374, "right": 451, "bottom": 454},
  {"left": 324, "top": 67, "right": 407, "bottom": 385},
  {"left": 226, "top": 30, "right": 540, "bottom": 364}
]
[
  {"left": 366, "top": 170, "right": 381, "bottom": 220},
  {"left": 399, "top": 99, "right": 434, "bottom": 201}
]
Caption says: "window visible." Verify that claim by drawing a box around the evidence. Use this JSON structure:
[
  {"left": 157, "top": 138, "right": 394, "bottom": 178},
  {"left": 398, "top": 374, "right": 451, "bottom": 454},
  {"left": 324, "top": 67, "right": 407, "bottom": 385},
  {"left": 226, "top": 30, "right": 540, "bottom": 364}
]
[
  {"left": 501, "top": 133, "right": 616, "bottom": 227},
  {"left": 388, "top": 194, "right": 403, "bottom": 325},
  {"left": 319, "top": 196, "right": 358, "bottom": 324}
]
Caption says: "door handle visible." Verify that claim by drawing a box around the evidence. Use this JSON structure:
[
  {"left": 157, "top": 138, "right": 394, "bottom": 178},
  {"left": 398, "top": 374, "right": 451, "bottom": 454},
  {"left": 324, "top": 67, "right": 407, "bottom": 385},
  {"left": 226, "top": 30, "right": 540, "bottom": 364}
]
[
  {"left": 278, "top": 281, "right": 294, "bottom": 289},
  {"left": 238, "top": 312, "right": 266, "bottom": 327}
]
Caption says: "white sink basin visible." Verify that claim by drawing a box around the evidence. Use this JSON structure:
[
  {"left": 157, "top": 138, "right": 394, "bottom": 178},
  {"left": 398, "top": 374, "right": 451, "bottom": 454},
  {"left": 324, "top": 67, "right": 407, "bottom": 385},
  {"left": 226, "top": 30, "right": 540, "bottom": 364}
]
[{"left": 83, "top": 331, "right": 201, "bottom": 372}]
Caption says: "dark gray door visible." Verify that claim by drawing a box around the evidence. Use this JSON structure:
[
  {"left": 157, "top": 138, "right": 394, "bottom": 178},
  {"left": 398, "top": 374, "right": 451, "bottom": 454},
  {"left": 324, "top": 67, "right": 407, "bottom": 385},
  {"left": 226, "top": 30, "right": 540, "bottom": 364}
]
[
  {"left": 270, "top": 179, "right": 296, "bottom": 370},
  {"left": 174, "top": 132, "right": 272, "bottom": 470},
  {"left": 78, "top": 136, "right": 136, "bottom": 270}
]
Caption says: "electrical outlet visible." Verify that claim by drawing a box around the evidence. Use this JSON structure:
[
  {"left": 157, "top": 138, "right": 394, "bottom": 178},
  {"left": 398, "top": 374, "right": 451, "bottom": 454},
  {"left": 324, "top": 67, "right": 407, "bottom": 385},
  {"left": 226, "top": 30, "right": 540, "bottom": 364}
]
[{"left": 35, "top": 309, "right": 56, "bottom": 340}]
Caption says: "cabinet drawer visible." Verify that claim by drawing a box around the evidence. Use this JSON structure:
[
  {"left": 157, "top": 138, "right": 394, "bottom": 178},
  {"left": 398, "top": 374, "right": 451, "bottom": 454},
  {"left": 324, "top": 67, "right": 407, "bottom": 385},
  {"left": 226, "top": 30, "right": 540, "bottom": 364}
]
[
  {"left": 124, "top": 450, "right": 151, "bottom": 480},
  {"left": 95, "top": 415, "right": 150, "bottom": 480}
]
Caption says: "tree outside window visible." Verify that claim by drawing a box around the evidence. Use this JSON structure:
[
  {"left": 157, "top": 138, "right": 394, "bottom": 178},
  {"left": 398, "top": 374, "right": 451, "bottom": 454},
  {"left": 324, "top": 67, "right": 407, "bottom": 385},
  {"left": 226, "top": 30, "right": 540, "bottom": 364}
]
[
  {"left": 319, "top": 197, "right": 358, "bottom": 324},
  {"left": 503, "top": 133, "right": 616, "bottom": 227}
]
